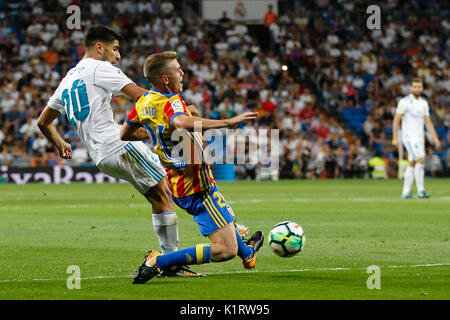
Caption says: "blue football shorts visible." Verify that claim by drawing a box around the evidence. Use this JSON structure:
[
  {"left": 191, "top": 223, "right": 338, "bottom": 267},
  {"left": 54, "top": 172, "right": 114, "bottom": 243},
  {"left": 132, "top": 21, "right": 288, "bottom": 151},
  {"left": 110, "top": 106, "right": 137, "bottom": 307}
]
[{"left": 172, "top": 185, "right": 236, "bottom": 236}]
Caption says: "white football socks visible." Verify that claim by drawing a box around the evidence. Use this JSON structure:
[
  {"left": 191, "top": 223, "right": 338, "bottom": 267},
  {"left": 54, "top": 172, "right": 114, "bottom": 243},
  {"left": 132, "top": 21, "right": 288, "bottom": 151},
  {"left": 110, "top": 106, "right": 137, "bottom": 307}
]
[
  {"left": 414, "top": 163, "right": 425, "bottom": 193},
  {"left": 402, "top": 165, "right": 415, "bottom": 195},
  {"left": 152, "top": 212, "right": 179, "bottom": 254}
]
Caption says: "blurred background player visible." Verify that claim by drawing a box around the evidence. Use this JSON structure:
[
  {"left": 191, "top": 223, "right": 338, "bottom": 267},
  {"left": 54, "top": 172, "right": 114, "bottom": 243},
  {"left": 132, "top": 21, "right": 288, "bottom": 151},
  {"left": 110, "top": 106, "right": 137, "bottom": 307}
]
[
  {"left": 37, "top": 25, "right": 201, "bottom": 277},
  {"left": 120, "top": 51, "right": 263, "bottom": 284},
  {"left": 392, "top": 78, "right": 441, "bottom": 199}
]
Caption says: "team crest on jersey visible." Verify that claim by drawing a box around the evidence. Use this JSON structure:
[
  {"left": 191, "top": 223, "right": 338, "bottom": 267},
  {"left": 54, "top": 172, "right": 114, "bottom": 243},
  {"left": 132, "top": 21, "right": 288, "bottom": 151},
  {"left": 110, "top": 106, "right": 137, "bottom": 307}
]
[{"left": 171, "top": 99, "right": 184, "bottom": 112}]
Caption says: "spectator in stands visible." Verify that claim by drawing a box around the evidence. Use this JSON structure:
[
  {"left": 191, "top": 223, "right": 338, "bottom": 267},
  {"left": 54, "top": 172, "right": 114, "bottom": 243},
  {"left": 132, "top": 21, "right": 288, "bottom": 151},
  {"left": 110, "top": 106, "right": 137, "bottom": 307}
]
[
  {"left": 279, "top": 150, "right": 295, "bottom": 179},
  {"left": 0, "top": 0, "right": 448, "bottom": 180},
  {"left": 218, "top": 11, "right": 232, "bottom": 31},
  {"left": 298, "top": 102, "right": 314, "bottom": 122},
  {"left": 425, "top": 146, "right": 443, "bottom": 177},
  {"left": 71, "top": 141, "right": 90, "bottom": 166},
  {"left": 264, "top": 4, "right": 276, "bottom": 27}
]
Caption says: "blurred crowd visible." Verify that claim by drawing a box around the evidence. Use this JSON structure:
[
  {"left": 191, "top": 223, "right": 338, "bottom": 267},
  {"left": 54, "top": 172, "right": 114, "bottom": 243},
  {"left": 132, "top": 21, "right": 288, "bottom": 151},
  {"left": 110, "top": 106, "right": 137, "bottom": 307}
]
[{"left": 0, "top": 0, "right": 448, "bottom": 179}]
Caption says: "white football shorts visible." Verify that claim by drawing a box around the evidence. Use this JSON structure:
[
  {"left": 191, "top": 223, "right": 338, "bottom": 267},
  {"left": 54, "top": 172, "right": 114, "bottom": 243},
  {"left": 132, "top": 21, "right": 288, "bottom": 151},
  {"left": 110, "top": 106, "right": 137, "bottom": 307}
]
[
  {"left": 402, "top": 140, "right": 425, "bottom": 162},
  {"left": 97, "top": 141, "right": 166, "bottom": 194}
]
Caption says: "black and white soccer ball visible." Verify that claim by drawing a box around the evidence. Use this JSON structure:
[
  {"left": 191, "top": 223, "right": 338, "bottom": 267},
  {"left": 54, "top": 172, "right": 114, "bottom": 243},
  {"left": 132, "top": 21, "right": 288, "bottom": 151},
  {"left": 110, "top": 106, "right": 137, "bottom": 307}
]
[{"left": 269, "top": 221, "right": 305, "bottom": 257}]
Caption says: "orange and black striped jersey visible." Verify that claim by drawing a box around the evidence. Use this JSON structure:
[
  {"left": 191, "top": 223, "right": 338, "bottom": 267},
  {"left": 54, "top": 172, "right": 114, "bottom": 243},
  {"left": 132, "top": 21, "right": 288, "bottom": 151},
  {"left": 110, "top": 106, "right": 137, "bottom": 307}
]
[{"left": 126, "top": 88, "right": 216, "bottom": 198}]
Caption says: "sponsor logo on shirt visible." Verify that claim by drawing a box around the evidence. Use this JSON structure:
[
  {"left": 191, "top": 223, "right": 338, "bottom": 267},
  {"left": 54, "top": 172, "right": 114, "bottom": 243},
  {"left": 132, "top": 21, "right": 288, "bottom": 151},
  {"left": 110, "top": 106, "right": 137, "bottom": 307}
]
[{"left": 171, "top": 99, "right": 184, "bottom": 113}]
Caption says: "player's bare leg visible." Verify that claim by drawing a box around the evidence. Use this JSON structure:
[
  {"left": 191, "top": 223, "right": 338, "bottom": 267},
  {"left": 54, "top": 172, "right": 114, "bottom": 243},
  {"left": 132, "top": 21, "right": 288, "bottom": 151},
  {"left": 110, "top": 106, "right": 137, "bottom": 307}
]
[
  {"left": 208, "top": 224, "right": 238, "bottom": 262},
  {"left": 208, "top": 224, "right": 263, "bottom": 268},
  {"left": 144, "top": 178, "right": 174, "bottom": 213}
]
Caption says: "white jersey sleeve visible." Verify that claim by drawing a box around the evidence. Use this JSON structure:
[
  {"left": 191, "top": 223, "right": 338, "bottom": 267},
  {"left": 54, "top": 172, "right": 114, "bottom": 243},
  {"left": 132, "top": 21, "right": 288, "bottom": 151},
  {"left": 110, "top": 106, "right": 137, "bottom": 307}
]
[
  {"left": 424, "top": 100, "right": 430, "bottom": 116},
  {"left": 395, "top": 98, "right": 407, "bottom": 114},
  {"left": 93, "top": 62, "right": 134, "bottom": 95},
  {"left": 47, "top": 85, "right": 66, "bottom": 114}
]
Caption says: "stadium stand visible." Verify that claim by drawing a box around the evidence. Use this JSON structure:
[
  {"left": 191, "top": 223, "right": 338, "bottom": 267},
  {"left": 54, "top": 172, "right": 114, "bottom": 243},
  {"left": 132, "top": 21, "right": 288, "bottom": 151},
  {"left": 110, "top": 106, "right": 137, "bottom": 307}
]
[{"left": 0, "top": 0, "right": 448, "bottom": 179}]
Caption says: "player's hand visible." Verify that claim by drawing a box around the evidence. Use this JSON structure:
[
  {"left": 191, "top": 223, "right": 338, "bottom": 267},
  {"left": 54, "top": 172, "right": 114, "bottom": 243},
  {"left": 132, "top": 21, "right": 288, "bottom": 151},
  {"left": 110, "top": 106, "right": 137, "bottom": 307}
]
[
  {"left": 57, "top": 142, "right": 72, "bottom": 159},
  {"left": 433, "top": 137, "right": 441, "bottom": 149},
  {"left": 229, "top": 112, "right": 258, "bottom": 127},
  {"left": 187, "top": 105, "right": 199, "bottom": 116},
  {"left": 392, "top": 138, "right": 398, "bottom": 148}
]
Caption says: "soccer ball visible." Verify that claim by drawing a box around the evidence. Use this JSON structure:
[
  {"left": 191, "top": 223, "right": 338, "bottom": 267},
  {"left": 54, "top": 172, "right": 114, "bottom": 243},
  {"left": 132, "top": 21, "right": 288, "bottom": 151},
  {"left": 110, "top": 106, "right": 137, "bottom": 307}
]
[{"left": 269, "top": 221, "right": 305, "bottom": 257}]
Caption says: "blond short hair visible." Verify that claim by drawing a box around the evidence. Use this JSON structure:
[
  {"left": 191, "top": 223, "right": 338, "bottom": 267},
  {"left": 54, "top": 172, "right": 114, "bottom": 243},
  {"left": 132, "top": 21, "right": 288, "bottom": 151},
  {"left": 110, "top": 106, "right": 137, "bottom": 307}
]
[
  {"left": 411, "top": 78, "right": 424, "bottom": 85},
  {"left": 143, "top": 51, "right": 178, "bottom": 85}
]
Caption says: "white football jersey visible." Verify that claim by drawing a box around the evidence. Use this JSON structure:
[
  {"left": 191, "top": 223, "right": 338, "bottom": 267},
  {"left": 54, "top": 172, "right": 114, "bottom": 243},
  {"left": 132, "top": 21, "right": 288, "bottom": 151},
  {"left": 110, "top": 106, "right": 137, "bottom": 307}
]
[
  {"left": 47, "top": 58, "right": 134, "bottom": 164},
  {"left": 395, "top": 94, "right": 430, "bottom": 142}
]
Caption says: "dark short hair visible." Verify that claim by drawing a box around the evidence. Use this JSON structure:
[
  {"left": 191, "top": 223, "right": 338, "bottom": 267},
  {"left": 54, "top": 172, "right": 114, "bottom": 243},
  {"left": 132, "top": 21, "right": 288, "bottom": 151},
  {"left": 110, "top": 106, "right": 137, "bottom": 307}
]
[{"left": 83, "top": 25, "right": 122, "bottom": 48}]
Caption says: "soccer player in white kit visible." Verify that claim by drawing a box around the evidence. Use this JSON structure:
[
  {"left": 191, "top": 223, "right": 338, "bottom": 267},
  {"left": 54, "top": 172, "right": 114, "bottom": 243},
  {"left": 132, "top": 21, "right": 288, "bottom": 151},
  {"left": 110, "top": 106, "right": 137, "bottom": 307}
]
[
  {"left": 392, "top": 78, "right": 441, "bottom": 199},
  {"left": 37, "top": 25, "right": 201, "bottom": 277}
]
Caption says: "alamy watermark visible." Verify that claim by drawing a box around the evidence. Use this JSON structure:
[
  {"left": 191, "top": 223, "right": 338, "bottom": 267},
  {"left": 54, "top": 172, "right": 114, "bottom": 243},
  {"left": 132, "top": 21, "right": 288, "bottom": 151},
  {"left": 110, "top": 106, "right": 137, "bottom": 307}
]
[
  {"left": 366, "top": 265, "right": 381, "bottom": 289},
  {"left": 66, "top": 265, "right": 81, "bottom": 289},
  {"left": 66, "top": 5, "right": 81, "bottom": 30},
  {"left": 152, "top": 123, "right": 280, "bottom": 170},
  {"left": 366, "top": 5, "right": 381, "bottom": 30}
]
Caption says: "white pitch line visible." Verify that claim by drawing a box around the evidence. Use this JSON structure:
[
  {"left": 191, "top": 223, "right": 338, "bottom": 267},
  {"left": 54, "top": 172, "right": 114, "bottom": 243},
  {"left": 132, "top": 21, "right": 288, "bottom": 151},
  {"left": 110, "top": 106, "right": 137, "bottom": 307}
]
[
  {"left": 1, "top": 263, "right": 449, "bottom": 283},
  {"left": 1, "top": 196, "right": 449, "bottom": 211},
  {"left": 227, "top": 197, "right": 450, "bottom": 204}
]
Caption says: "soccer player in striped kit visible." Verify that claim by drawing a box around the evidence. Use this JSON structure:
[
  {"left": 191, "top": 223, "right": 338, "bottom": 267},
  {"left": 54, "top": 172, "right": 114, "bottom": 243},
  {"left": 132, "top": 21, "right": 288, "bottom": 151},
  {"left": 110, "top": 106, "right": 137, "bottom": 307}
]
[
  {"left": 392, "top": 78, "right": 441, "bottom": 198},
  {"left": 121, "top": 51, "right": 264, "bottom": 284}
]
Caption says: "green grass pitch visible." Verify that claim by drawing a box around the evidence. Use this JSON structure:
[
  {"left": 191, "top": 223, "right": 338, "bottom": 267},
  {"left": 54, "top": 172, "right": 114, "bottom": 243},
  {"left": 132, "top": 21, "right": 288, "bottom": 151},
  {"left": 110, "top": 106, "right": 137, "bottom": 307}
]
[{"left": 0, "top": 179, "right": 449, "bottom": 300}]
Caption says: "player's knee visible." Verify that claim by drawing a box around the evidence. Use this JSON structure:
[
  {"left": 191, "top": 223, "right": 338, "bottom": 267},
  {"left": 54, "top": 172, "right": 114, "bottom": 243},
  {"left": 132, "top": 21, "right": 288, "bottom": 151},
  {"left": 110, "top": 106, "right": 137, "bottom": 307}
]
[
  {"left": 220, "top": 251, "right": 237, "bottom": 261},
  {"left": 220, "top": 249, "right": 237, "bottom": 261},
  {"left": 211, "top": 244, "right": 237, "bottom": 262},
  {"left": 226, "top": 246, "right": 238, "bottom": 259}
]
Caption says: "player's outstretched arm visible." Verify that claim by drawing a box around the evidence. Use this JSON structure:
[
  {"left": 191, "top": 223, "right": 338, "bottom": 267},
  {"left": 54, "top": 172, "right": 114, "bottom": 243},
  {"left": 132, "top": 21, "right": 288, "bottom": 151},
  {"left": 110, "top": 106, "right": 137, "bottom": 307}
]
[
  {"left": 172, "top": 112, "right": 258, "bottom": 131},
  {"left": 425, "top": 115, "right": 441, "bottom": 149},
  {"left": 37, "top": 106, "right": 72, "bottom": 159},
  {"left": 121, "top": 83, "right": 149, "bottom": 101}
]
